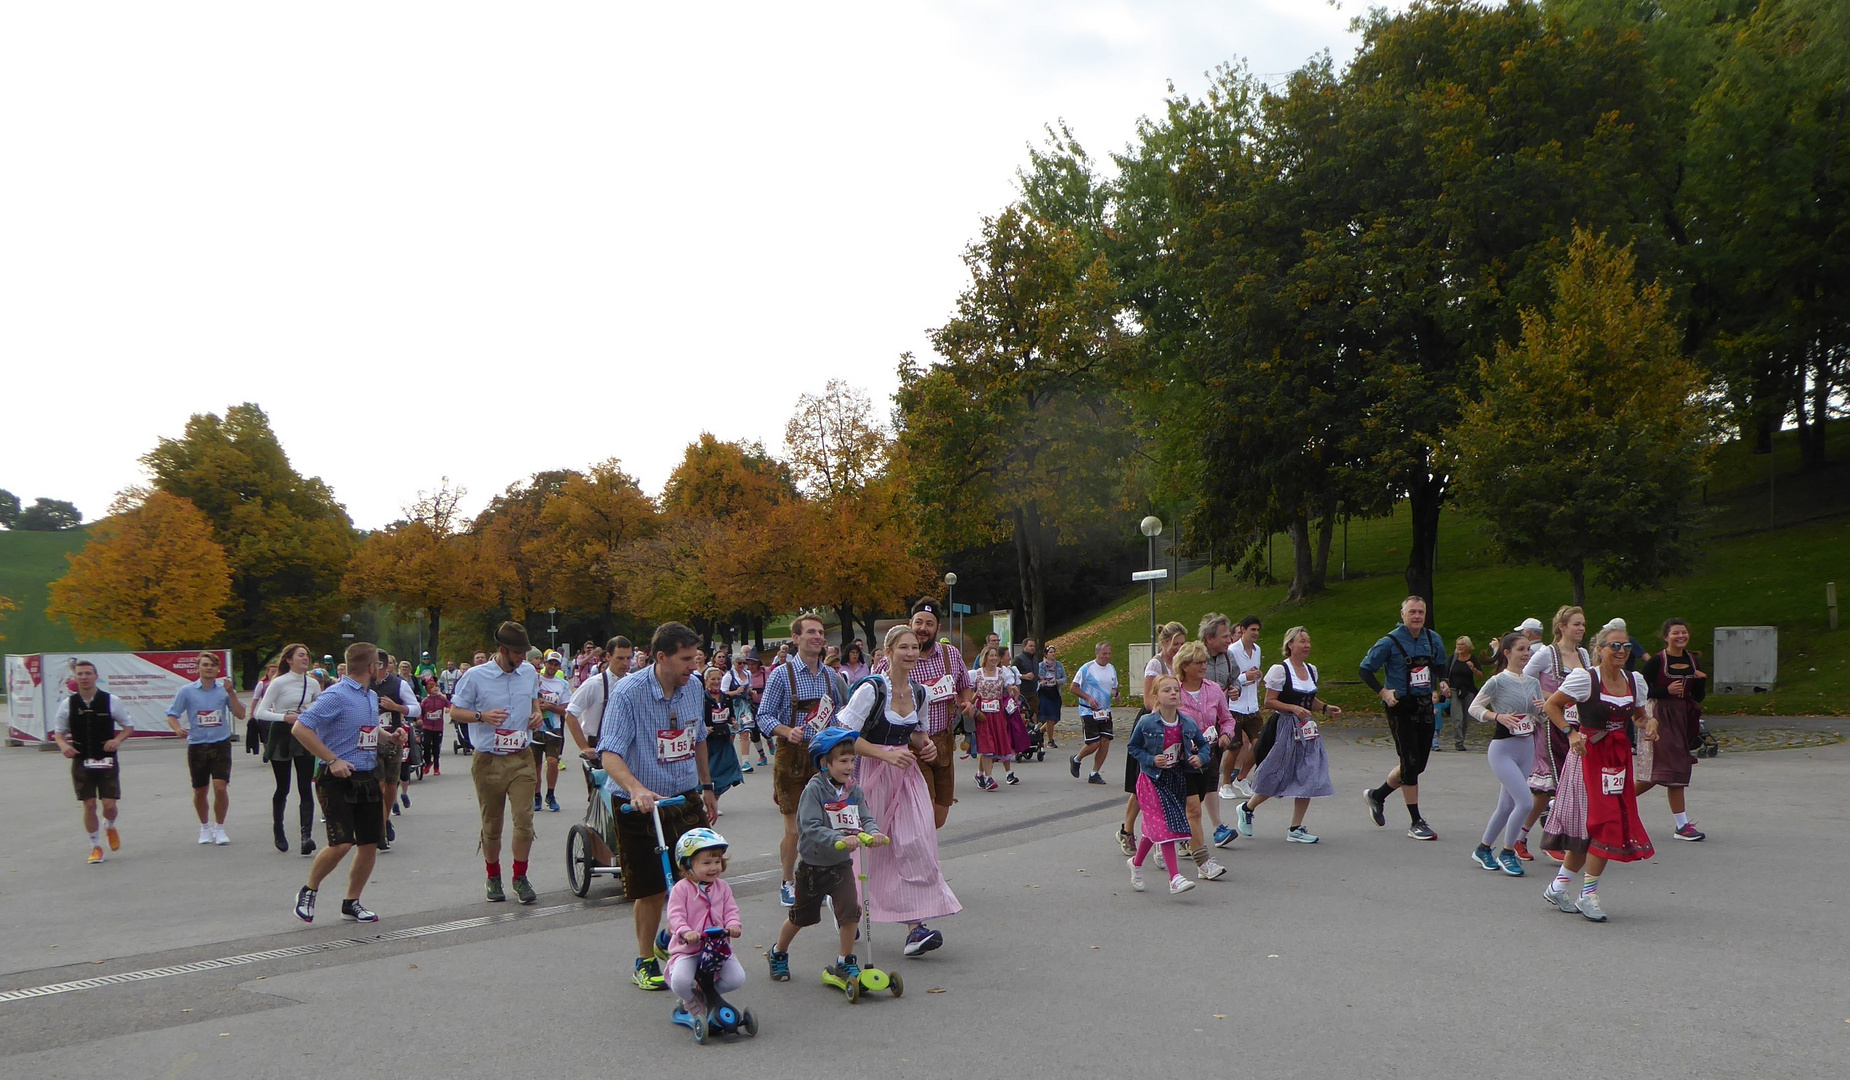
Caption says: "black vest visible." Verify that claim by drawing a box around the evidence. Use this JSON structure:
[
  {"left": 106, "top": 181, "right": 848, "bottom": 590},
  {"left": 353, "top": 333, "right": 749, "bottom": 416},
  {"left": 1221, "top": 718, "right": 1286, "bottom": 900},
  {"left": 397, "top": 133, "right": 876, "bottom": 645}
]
[
  {"left": 376, "top": 674, "right": 407, "bottom": 729},
  {"left": 68, "top": 691, "right": 118, "bottom": 760}
]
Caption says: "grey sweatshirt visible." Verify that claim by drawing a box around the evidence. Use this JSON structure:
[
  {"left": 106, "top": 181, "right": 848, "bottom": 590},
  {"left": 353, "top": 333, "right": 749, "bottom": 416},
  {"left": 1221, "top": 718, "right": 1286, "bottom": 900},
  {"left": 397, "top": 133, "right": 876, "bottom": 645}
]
[
  {"left": 796, "top": 770, "right": 880, "bottom": 868},
  {"left": 1467, "top": 670, "right": 1545, "bottom": 739}
]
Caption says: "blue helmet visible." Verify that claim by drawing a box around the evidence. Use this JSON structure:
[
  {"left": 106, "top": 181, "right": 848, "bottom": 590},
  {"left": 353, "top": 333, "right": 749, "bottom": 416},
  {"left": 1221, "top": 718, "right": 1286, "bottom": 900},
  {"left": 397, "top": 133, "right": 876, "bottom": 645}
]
[{"left": 808, "top": 727, "right": 858, "bottom": 768}]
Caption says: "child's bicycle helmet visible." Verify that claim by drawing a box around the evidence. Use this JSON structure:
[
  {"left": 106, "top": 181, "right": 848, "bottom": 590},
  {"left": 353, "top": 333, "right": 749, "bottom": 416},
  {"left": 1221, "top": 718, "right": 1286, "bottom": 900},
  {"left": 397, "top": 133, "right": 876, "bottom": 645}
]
[
  {"left": 808, "top": 726, "right": 858, "bottom": 769},
  {"left": 675, "top": 827, "right": 729, "bottom": 868}
]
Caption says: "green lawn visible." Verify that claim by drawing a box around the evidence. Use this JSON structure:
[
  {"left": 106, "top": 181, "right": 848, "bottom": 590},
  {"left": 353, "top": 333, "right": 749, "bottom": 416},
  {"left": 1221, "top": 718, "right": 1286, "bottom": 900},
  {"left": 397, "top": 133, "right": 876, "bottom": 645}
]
[
  {"left": 1050, "top": 514, "right": 1849, "bottom": 717},
  {"left": 0, "top": 527, "right": 125, "bottom": 660}
]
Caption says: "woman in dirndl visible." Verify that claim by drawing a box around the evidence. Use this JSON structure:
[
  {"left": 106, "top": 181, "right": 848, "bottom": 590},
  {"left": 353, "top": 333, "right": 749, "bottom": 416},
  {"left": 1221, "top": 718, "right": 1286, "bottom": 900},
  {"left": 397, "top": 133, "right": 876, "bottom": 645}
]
[
  {"left": 970, "top": 646, "right": 1017, "bottom": 791},
  {"left": 1124, "top": 675, "right": 1206, "bottom": 896},
  {"left": 1236, "top": 626, "right": 1340, "bottom": 843},
  {"left": 1636, "top": 618, "right": 1708, "bottom": 842},
  {"left": 1518, "top": 605, "right": 1591, "bottom": 860},
  {"left": 701, "top": 667, "right": 745, "bottom": 809},
  {"left": 1539, "top": 625, "right": 1656, "bottom": 922},
  {"left": 840, "top": 625, "right": 961, "bottom": 952}
]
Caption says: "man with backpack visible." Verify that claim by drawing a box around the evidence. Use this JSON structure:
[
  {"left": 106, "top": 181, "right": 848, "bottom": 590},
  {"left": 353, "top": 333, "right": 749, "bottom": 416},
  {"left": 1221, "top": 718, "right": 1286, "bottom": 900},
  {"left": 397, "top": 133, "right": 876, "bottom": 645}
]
[
  {"left": 1359, "top": 596, "right": 1452, "bottom": 841},
  {"left": 755, "top": 613, "right": 849, "bottom": 908}
]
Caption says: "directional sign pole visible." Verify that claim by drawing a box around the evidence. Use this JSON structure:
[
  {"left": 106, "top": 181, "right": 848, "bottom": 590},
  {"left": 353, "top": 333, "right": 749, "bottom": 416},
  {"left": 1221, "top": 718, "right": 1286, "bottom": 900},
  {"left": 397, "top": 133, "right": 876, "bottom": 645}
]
[{"left": 1131, "top": 568, "right": 1169, "bottom": 659}]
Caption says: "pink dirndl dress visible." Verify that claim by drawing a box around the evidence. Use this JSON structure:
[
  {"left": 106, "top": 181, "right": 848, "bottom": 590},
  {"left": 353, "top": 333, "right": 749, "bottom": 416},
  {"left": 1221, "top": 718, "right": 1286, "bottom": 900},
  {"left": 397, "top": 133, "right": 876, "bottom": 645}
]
[
  {"left": 972, "top": 668, "right": 1015, "bottom": 761},
  {"left": 851, "top": 679, "right": 961, "bottom": 924},
  {"left": 1134, "top": 722, "right": 1192, "bottom": 843}
]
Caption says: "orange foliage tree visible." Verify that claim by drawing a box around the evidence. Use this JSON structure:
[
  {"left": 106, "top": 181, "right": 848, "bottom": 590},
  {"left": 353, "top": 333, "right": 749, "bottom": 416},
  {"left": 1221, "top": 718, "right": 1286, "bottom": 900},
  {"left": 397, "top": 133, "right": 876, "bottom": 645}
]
[
  {"left": 342, "top": 482, "right": 499, "bottom": 658},
  {"left": 47, "top": 492, "right": 232, "bottom": 648}
]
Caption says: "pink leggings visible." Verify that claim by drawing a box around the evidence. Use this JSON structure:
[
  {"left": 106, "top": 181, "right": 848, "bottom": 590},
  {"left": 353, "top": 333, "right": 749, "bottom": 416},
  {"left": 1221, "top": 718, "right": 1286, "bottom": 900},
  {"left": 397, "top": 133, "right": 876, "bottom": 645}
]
[{"left": 1133, "top": 836, "right": 1180, "bottom": 877}]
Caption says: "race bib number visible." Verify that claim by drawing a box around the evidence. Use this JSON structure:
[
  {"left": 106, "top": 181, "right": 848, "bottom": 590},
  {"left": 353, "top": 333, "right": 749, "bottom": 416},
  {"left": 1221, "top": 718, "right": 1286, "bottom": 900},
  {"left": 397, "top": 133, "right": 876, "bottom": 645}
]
[
  {"left": 539, "top": 690, "right": 559, "bottom": 705},
  {"left": 1600, "top": 767, "right": 1626, "bottom": 796},
  {"left": 924, "top": 673, "right": 958, "bottom": 704},
  {"left": 824, "top": 799, "right": 861, "bottom": 834},
  {"left": 656, "top": 727, "right": 695, "bottom": 763},
  {"left": 978, "top": 697, "right": 1001, "bottom": 715},
  {"left": 1564, "top": 704, "right": 1580, "bottom": 726},
  {"left": 1508, "top": 714, "right": 1535, "bottom": 736},
  {"left": 796, "top": 696, "right": 835, "bottom": 739},
  {"left": 196, "top": 710, "right": 223, "bottom": 728},
  {"left": 712, "top": 708, "right": 729, "bottom": 727},
  {"left": 1299, "top": 718, "right": 1320, "bottom": 741},
  {"left": 82, "top": 757, "right": 115, "bottom": 770},
  {"left": 357, "top": 725, "right": 379, "bottom": 750},
  {"left": 492, "top": 728, "right": 525, "bottom": 753},
  {"left": 1408, "top": 665, "right": 1431, "bottom": 691}
]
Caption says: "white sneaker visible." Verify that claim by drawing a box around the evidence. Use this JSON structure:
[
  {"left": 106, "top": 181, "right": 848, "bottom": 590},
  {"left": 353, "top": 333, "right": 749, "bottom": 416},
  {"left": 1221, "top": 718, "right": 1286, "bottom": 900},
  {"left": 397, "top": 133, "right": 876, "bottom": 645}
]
[
  {"left": 1198, "top": 857, "right": 1227, "bottom": 881},
  {"left": 1217, "top": 783, "right": 1238, "bottom": 801},
  {"left": 1232, "top": 779, "right": 1255, "bottom": 800},
  {"left": 212, "top": 824, "right": 230, "bottom": 846},
  {"left": 1168, "top": 874, "right": 1196, "bottom": 895},
  {"left": 198, "top": 825, "right": 213, "bottom": 845},
  {"left": 1127, "top": 857, "right": 1145, "bottom": 892}
]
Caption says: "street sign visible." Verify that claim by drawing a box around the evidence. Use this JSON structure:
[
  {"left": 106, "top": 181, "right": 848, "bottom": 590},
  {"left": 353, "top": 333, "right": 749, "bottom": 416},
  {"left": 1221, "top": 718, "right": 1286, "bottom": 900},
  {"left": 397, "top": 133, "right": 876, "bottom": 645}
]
[
  {"left": 1131, "top": 569, "right": 1169, "bottom": 582},
  {"left": 952, "top": 603, "right": 972, "bottom": 614}
]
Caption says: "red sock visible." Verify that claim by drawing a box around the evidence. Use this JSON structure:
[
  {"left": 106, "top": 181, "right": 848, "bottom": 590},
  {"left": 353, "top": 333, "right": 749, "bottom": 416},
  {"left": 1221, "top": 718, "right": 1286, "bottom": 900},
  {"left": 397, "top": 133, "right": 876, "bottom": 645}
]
[
  {"left": 512, "top": 860, "right": 527, "bottom": 879},
  {"left": 486, "top": 861, "right": 501, "bottom": 879}
]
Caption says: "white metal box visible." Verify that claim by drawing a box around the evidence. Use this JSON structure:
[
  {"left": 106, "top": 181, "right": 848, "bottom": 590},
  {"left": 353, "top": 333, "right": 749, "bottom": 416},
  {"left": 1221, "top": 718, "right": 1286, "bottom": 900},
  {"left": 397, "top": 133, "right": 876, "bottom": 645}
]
[{"left": 1712, "top": 626, "right": 1777, "bottom": 694}]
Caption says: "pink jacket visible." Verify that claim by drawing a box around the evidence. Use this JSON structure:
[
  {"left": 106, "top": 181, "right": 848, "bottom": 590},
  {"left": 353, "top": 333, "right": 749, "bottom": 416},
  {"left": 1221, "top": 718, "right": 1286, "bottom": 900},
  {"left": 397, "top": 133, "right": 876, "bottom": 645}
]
[{"left": 665, "top": 877, "right": 741, "bottom": 959}]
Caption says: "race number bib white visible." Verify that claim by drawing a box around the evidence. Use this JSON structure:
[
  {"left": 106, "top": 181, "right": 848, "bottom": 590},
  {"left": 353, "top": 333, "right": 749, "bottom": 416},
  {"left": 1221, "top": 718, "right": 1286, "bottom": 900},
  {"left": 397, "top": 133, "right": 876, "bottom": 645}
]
[
  {"left": 196, "top": 710, "right": 223, "bottom": 728},
  {"left": 82, "top": 757, "right": 115, "bottom": 770},
  {"left": 539, "top": 690, "right": 559, "bottom": 705},
  {"left": 824, "top": 799, "right": 861, "bottom": 834},
  {"left": 1508, "top": 714, "right": 1535, "bottom": 736},
  {"left": 711, "top": 708, "right": 729, "bottom": 727},
  {"left": 1564, "top": 704, "right": 1580, "bottom": 725},
  {"left": 656, "top": 728, "right": 695, "bottom": 764},
  {"left": 1600, "top": 767, "right": 1626, "bottom": 796},
  {"left": 1299, "top": 718, "right": 1320, "bottom": 741},
  {"left": 1408, "top": 666, "right": 1431, "bottom": 691},
  {"left": 796, "top": 696, "right": 835, "bottom": 739},
  {"left": 978, "top": 697, "right": 1001, "bottom": 715},
  {"left": 357, "top": 725, "right": 379, "bottom": 750},
  {"left": 924, "top": 673, "right": 958, "bottom": 703},
  {"left": 492, "top": 728, "right": 525, "bottom": 753}
]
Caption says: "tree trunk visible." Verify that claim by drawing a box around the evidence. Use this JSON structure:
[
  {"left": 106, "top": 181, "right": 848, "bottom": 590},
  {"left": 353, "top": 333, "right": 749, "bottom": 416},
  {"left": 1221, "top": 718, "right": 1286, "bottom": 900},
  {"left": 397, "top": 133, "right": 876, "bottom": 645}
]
[
  {"left": 1012, "top": 501, "right": 1050, "bottom": 648},
  {"left": 426, "top": 605, "right": 442, "bottom": 661},
  {"left": 1405, "top": 473, "right": 1445, "bottom": 627},
  {"left": 1310, "top": 511, "right": 1335, "bottom": 592},
  {"left": 860, "top": 611, "right": 879, "bottom": 652},
  {"left": 835, "top": 602, "right": 856, "bottom": 648},
  {"left": 751, "top": 616, "right": 764, "bottom": 652},
  {"left": 1800, "top": 346, "right": 1830, "bottom": 470},
  {"left": 1569, "top": 558, "right": 1587, "bottom": 608},
  {"left": 1285, "top": 508, "right": 1314, "bottom": 601}
]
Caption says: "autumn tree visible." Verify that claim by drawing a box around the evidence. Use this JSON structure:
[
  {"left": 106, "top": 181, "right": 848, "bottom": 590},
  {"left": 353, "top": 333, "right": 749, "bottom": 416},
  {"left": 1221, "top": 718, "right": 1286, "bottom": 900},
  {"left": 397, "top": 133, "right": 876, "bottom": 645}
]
[
  {"left": 143, "top": 404, "right": 356, "bottom": 682},
  {"left": 343, "top": 481, "right": 498, "bottom": 657},
  {"left": 660, "top": 436, "right": 805, "bottom": 646},
  {"left": 1450, "top": 230, "right": 1717, "bottom": 605},
  {"left": 47, "top": 492, "right": 232, "bottom": 648},
  {"left": 471, "top": 469, "right": 583, "bottom": 627},
  {"left": 531, "top": 461, "right": 658, "bottom": 635}
]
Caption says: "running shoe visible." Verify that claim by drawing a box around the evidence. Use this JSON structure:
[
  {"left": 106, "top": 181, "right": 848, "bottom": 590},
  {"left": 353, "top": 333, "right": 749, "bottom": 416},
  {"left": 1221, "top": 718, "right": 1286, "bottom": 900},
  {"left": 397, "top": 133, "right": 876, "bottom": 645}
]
[
  {"left": 767, "top": 948, "right": 791, "bottom": 981},
  {"left": 1471, "top": 844, "right": 1500, "bottom": 871},
  {"left": 1576, "top": 892, "right": 1608, "bottom": 922},
  {"left": 1217, "top": 783, "right": 1238, "bottom": 801},
  {"left": 1087, "top": 772, "right": 1107, "bottom": 785},
  {"left": 1286, "top": 826, "right": 1319, "bottom": 844},
  {"left": 512, "top": 876, "right": 537, "bottom": 905},
  {"left": 826, "top": 955, "right": 862, "bottom": 983},
  {"left": 633, "top": 957, "right": 666, "bottom": 990},
  {"left": 1167, "top": 874, "right": 1195, "bottom": 895},
  {"left": 87, "top": 845, "right": 105, "bottom": 865},
  {"left": 1364, "top": 788, "right": 1386, "bottom": 827},
  {"left": 532, "top": 794, "right": 543, "bottom": 812},
  {"left": 486, "top": 877, "right": 506, "bottom": 903},
  {"left": 386, "top": 821, "right": 396, "bottom": 842},
  {"left": 1496, "top": 850, "right": 1525, "bottom": 877},
  {"left": 1116, "top": 826, "right": 1136, "bottom": 857},
  {"left": 1454, "top": 741, "right": 1467, "bottom": 752},
  {"left": 1407, "top": 820, "right": 1437, "bottom": 841},
  {"left": 1070, "top": 755, "right": 1082, "bottom": 778},
  {"left": 1673, "top": 822, "right": 1705, "bottom": 842},
  {"left": 212, "top": 824, "right": 230, "bottom": 846},
  {"left": 198, "top": 824, "right": 213, "bottom": 845},
  {"left": 1233, "top": 779, "right": 1255, "bottom": 800},
  {"left": 1237, "top": 801, "right": 1256, "bottom": 837},
  {"left": 341, "top": 900, "right": 378, "bottom": 923},
  {"left": 1005, "top": 772, "right": 1019, "bottom": 786},
  {"left": 1543, "top": 884, "right": 1578, "bottom": 914},
  {"left": 1128, "top": 857, "right": 1146, "bottom": 892},
  {"left": 1542, "top": 847, "right": 1567, "bottom": 863},
  {"left": 391, "top": 800, "right": 400, "bottom": 817},
  {"left": 1513, "top": 840, "right": 1534, "bottom": 861},
  {"left": 546, "top": 793, "right": 561, "bottom": 812},
  {"left": 1198, "top": 857, "right": 1227, "bottom": 881},
  {"left": 294, "top": 886, "right": 317, "bottom": 923},
  {"left": 654, "top": 929, "right": 673, "bottom": 964},
  {"left": 1212, "top": 824, "right": 1236, "bottom": 848},
  {"left": 756, "top": 755, "right": 769, "bottom": 767},
  {"left": 779, "top": 881, "right": 796, "bottom": 907},
  {"left": 740, "top": 761, "right": 753, "bottom": 773},
  {"left": 903, "top": 925, "right": 943, "bottom": 956},
  {"left": 105, "top": 824, "right": 120, "bottom": 851},
  {"left": 401, "top": 791, "right": 411, "bottom": 809}
]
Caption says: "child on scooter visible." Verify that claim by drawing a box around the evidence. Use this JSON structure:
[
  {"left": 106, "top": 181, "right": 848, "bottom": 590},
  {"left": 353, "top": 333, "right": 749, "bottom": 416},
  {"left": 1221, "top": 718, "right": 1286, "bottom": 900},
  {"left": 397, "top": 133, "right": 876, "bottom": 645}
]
[
  {"left": 664, "top": 828, "right": 745, "bottom": 1019},
  {"left": 766, "top": 729, "right": 884, "bottom": 986}
]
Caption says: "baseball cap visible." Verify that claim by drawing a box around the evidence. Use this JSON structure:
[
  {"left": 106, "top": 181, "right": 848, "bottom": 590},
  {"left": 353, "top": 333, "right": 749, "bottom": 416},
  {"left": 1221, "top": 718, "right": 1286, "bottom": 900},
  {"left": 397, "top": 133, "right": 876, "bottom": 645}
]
[
  {"left": 1514, "top": 618, "right": 1544, "bottom": 634},
  {"left": 543, "top": 649, "right": 563, "bottom": 662}
]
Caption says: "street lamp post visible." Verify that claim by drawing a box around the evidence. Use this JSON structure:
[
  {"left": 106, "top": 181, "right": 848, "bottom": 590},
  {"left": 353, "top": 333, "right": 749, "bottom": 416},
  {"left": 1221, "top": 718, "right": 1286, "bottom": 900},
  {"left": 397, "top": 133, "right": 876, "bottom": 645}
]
[
  {"left": 1140, "top": 516, "right": 1163, "bottom": 650},
  {"left": 943, "top": 572, "right": 958, "bottom": 649},
  {"left": 548, "top": 607, "right": 558, "bottom": 653}
]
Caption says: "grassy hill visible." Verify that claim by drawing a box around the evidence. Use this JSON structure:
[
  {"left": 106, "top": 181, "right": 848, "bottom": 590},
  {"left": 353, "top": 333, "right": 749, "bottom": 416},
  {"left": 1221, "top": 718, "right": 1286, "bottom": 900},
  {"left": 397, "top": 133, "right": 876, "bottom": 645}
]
[{"left": 0, "top": 527, "right": 125, "bottom": 658}]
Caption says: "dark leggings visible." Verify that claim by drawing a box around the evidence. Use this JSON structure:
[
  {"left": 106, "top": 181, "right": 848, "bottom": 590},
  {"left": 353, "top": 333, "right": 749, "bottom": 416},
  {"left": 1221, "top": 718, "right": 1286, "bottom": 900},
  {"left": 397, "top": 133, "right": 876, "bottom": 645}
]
[
  {"left": 271, "top": 755, "right": 315, "bottom": 834},
  {"left": 420, "top": 728, "right": 443, "bottom": 767}
]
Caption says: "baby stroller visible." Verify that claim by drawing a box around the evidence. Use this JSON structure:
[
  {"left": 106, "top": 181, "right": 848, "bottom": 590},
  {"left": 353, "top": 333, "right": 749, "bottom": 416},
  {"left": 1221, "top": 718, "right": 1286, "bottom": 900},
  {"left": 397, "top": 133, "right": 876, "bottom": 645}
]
[
  {"left": 1006, "top": 695, "right": 1042, "bottom": 762},
  {"left": 451, "top": 717, "right": 474, "bottom": 757},
  {"left": 1694, "top": 717, "right": 1721, "bottom": 759},
  {"left": 565, "top": 759, "right": 624, "bottom": 897}
]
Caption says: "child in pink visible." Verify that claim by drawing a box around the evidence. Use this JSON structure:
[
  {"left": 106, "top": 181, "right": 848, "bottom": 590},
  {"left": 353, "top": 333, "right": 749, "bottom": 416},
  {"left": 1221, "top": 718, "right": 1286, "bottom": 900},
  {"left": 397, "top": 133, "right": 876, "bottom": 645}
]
[{"left": 664, "top": 829, "right": 745, "bottom": 1015}]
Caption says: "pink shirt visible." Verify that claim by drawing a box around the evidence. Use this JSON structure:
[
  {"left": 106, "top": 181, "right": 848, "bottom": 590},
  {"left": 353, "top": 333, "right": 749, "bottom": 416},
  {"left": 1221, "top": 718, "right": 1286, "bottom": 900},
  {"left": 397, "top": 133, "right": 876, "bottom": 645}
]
[
  {"left": 665, "top": 876, "right": 741, "bottom": 959},
  {"left": 1176, "top": 680, "right": 1232, "bottom": 740}
]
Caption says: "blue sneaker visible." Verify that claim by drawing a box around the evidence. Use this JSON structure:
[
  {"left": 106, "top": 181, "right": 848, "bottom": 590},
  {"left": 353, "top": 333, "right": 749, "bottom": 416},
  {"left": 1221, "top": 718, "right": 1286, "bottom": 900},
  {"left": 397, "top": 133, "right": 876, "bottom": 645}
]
[
  {"left": 903, "top": 925, "right": 943, "bottom": 957},
  {"left": 1471, "top": 844, "right": 1500, "bottom": 871},
  {"left": 779, "top": 880, "right": 795, "bottom": 907},
  {"left": 1212, "top": 824, "right": 1236, "bottom": 849},
  {"left": 766, "top": 948, "right": 790, "bottom": 981},
  {"left": 1286, "top": 825, "right": 1319, "bottom": 844},
  {"left": 1236, "top": 801, "right": 1255, "bottom": 836},
  {"left": 826, "top": 954, "right": 862, "bottom": 983},
  {"left": 1496, "top": 850, "right": 1526, "bottom": 877}
]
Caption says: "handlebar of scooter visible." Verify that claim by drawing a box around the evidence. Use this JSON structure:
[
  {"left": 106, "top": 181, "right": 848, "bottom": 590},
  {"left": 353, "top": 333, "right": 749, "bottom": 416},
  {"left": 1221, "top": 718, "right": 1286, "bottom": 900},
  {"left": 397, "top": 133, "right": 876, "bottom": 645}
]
[
  {"left": 833, "top": 832, "right": 890, "bottom": 850},
  {"left": 618, "top": 795, "right": 688, "bottom": 814}
]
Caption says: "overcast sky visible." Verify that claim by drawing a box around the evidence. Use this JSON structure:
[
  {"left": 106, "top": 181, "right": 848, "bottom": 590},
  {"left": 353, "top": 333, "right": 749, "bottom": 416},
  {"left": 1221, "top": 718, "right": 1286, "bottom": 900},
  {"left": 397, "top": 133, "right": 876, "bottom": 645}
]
[{"left": 2, "top": 1, "right": 1399, "bottom": 530}]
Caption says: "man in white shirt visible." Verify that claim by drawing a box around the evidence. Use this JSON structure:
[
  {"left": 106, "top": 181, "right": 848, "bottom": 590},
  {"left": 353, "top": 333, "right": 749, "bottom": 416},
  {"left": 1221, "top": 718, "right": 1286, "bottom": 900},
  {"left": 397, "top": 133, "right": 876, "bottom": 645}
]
[
  {"left": 449, "top": 622, "right": 544, "bottom": 904},
  {"left": 534, "top": 651, "right": 572, "bottom": 813},
  {"left": 564, "top": 636, "right": 633, "bottom": 866},
  {"left": 51, "top": 660, "right": 135, "bottom": 864},
  {"left": 1205, "top": 615, "right": 1265, "bottom": 800},
  {"left": 1068, "top": 642, "right": 1120, "bottom": 784}
]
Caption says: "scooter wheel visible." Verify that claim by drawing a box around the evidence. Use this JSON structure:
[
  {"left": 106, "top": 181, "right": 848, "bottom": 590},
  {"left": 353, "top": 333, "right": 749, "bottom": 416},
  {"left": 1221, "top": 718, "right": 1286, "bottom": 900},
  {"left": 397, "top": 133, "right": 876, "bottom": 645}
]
[
  {"left": 845, "top": 979, "right": 861, "bottom": 1004},
  {"left": 692, "top": 1016, "right": 707, "bottom": 1044},
  {"left": 889, "top": 971, "right": 904, "bottom": 997},
  {"left": 742, "top": 1009, "right": 758, "bottom": 1036}
]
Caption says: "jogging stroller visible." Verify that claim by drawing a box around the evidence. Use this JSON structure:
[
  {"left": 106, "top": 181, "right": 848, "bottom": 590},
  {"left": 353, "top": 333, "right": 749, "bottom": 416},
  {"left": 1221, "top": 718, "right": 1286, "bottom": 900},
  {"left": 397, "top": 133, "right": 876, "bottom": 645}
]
[{"left": 451, "top": 717, "right": 474, "bottom": 756}]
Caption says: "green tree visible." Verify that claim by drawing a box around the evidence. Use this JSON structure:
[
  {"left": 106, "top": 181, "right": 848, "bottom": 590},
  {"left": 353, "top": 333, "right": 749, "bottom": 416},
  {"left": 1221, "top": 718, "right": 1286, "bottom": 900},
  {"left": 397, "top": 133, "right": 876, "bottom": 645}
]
[
  {"left": 0, "top": 489, "right": 19, "bottom": 528},
  {"left": 896, "top": 205, "right": 1134, "bottom": 646},
  {"left": 1450, "top": 229, "right": 1717, "bottom": 605},
  {"left": 142, "top": 404, "right": 357, "bottom": 682},
  {"left": 14, "top": 498, "right": 83, "bottom": 531}
]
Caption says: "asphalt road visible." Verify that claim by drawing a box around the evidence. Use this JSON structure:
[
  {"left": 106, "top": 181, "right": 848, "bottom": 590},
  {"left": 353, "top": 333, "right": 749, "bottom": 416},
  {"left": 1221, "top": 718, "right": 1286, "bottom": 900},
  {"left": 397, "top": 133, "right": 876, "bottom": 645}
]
[{"left": 2, "top": 717, "right": 1845, "bottom": 1079}]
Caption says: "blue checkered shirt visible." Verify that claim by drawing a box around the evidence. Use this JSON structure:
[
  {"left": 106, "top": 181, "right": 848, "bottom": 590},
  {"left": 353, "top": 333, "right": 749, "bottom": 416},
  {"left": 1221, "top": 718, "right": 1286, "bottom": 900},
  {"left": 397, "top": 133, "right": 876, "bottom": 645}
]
[
  {"left": 294, "top": 676, "right": 380, "bottom": 772},
  {"left": 754, "top": 656, "right": 847, "bottom": 737},
  {"left": 597, "top": 666, "right": 710, "bottom": 799}
]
